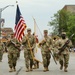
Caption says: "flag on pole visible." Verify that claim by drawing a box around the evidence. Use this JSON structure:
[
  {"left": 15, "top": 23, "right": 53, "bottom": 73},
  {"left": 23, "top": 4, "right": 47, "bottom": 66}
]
[
  {"left": 33, "top": 18, "right": 43, "bottom": 42},
  {"left": 14, "top": 5, "right": 27, "bottom": 42},
  {"left": 33, "top": 17, "right": 43, "bottom": 63}
]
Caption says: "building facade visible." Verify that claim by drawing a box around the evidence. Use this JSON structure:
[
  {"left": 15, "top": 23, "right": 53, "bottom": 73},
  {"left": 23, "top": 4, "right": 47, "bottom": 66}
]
[
  {"left": 0, "top": 28, "right": 13, "bottom": 42},
  {"left": 62, "top": 5, "right": 75, "bottom": 13}
]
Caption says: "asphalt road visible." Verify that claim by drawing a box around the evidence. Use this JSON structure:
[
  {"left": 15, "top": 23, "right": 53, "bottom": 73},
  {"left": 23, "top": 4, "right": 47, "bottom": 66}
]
[{"left": 0, "top": 51, "right": 75, "bottom": 75}]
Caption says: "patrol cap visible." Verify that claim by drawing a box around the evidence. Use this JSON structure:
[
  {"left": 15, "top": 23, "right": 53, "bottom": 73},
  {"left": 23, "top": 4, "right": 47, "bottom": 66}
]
[
  {"left": 44, "top": 30, "right": 48, "bottom": 33},
  {"left": 61, "top": 32, "right": 66, "bottom": 35},
  {"left": 27, "top": 28, "right": 31, "bottom": 31}
]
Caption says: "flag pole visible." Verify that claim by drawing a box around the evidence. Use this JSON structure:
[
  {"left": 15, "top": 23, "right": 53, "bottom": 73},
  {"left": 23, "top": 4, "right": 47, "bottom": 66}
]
[
  {"left": 32, "top": 17, "right": 43, "bottom": 64},
  {"left": 26, "top": 35, "right": 42, "bottom": 63}
]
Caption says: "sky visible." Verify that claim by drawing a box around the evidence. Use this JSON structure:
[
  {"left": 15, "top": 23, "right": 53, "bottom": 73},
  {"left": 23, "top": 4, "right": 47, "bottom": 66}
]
[{"left": 0, "top": 0, "right": 75, "bottom": 34}]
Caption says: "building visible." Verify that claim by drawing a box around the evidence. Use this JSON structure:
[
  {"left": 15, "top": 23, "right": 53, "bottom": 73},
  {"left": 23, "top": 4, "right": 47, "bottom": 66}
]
[
  {"left": 0, "top": 28, "right": 13, "bottom": 42},
  {"left": 1, "top": 28, "right": 13, "bottom": 35},
  {"left": 62, "top": 5, "right": 75, "bottom": 13}
]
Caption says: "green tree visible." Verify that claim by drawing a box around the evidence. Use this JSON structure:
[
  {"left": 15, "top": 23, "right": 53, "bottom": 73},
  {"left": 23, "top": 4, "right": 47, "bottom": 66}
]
[
  {"left": 67, "top": 13, "right": 75, "bottom": 45},
  {"left": 48, "top": 10, "right": 75, "bottom": 45}
]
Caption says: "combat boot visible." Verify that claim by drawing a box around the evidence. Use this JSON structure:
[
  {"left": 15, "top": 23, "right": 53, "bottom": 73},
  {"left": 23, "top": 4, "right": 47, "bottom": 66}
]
[
  {"left": 25, "top": 68, "right": 29, "bottom": 72},
  {"left": 46, "top": 67, "right": 49, "bottom": 71},
  {"left": 37, "top": 62, "right": 39, "bottom": 68},
  {"left": 60, "top": 65, "right": 63, "bottom": 70},
  {"left": 13, "top": 67, "right": 16, "bottom": 72},
  {"left": 59, "top": 61, "right": 63, "bottom": 70},
  {"left": 64, "top": 67, "right": 68, "bottom": 72},
  {"left": 33, "top": 65, "right": 37, "bottom": 69},
  {"left": 9, "top": 68, "right": 13, "bottom": 72},
  {"left": 30, "top": 68, "right": 33, "bottom": 71},
  {"left": 37, "top": 63, "right": 39, "bottom": 68},
  {"left": 43, "top": 67, "right": 47, "bottom": 72}
]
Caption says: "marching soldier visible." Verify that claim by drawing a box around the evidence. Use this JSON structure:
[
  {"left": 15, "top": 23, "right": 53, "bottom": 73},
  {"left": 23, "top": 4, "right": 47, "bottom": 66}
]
[
  {"left": 16, "top": 41, "right": 21, "bottom": 59},
  {"left": 52, "top": 36, "right": 59, "bottom": 61},
  {"left": 38, "top": 30, "right": 53, "bottom": 72},
  {"left": 56, "top": 32, "right": 72, "bottom": 72},
  {"left": 22, "top": 28, "right": 36, "bottom": 72},
  {"left": 7, "top": 33, "right": 20, "bottom": 72},
  {"left": 0, "top": 40, "right": 4, "bottom": 62}
]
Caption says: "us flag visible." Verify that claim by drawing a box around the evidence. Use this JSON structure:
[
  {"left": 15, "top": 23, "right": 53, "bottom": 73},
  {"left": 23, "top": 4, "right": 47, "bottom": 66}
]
[{"left": 14, "top": 5, "right": 27, "bottom": 42}]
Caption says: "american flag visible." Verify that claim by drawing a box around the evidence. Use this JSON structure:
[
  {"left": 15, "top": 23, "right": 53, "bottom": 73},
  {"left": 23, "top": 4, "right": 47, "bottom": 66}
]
[{"left": 14, "top": 5, "right": 27, "bottom": 42}]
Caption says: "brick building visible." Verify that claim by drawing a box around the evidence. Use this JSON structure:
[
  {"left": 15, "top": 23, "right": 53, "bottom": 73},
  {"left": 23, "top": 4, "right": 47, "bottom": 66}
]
[
  {"left": 62, "top": 5, "right": 75, "bottom": 13},
  {"left": 0, "top": 28, "right": 13, "bottom": 42}
]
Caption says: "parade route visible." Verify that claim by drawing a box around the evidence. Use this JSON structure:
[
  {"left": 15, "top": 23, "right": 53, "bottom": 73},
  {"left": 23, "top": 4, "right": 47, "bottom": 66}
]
[{"left": 0, "top": 51, "right": 75, "bottom": 75}]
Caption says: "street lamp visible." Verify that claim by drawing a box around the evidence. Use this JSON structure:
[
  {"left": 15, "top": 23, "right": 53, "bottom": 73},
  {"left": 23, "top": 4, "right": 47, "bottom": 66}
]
[{"left": 0, "top": 5, "right": 14, "bottom": 39}]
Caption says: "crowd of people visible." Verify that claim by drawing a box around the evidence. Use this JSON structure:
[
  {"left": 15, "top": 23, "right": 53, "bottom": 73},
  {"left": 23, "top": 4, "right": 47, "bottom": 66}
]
[{"left": 0, "top": 28, "right": 73, "bottom": 72}]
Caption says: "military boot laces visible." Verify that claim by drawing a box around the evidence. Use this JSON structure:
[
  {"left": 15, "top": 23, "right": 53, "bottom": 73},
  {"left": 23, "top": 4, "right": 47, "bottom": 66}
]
[{"left": 9, "top": 68, "right": 13, "bottom": 72}]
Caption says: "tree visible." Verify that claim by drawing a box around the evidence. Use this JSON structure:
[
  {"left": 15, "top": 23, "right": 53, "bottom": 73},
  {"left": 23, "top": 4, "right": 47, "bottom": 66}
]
[
  {"left": 48, "top": 10, "right": 75, "bottom": 45},
  {"left": 48, "top": 11, "right": 59, "bottom": 35},
  {"left": 67, "top": 13, "right": 75, "bottom": 45}
]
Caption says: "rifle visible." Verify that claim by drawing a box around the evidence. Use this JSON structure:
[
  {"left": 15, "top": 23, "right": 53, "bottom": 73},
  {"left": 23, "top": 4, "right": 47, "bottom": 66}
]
[
  {"left": 15, "top": 67, "right": 22, "bottom": 75},
  {"left": 50, "top": 50, "right": 57, "bottom": 64},
  {"left": 58, "top": 34, "right": 74, "bottom": 55},
  {"left": 40, "top": 38, "right": 57, "bottom": 65}
]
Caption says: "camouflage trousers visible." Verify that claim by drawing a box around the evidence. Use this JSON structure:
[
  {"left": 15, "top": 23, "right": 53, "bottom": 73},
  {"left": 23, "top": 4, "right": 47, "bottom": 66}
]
[
  {"left": 59, "top": 54, "right": 69, "bottom": 68},
  {"left": 8, "top": 52, "right": 18, "bottom": 68},
  {"left": 24, "top": 50, "right": 33, "bottom": 69},
  {"left": 42, "top": 53, "right": 51, "bottom": 67},
  {"left": 17, "top": 51, "right": 20, "bottom": 58},
  {"left": 0, "top": 50, "right": 3, "bottom": 61}
]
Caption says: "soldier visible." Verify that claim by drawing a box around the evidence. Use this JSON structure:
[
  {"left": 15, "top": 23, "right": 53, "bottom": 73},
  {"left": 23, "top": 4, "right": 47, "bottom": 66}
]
[
  {"left": 16, "top": 41, "right": 21, "bottom": 59},
  {"left": 52, "top": 36, "right": 59, "bottom": 61},
  {"left": 7, "top": 33, "right": 20, "bottom": 72},
  {"left": 56, "top": 32, "right": 72, "bottom": 72},
  {"left": 0, "top": 40, "right": 4, "bottom": 62},
  {"left": 38, "top": 30, "right": 52, "bottom": 72},
  {"left": 22, "top": 28, "right": 36, "bottom": 72}
]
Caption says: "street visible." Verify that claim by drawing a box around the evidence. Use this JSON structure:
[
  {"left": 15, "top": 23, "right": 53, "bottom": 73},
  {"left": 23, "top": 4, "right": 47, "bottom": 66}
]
[{"left": 0, "top": 51, "right": 75, "bottom": 75}]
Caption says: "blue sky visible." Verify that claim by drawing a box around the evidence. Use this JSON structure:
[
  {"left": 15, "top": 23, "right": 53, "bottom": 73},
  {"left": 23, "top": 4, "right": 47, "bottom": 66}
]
[{"left": 0, "top": 0, "right": 75, "bottom": 34}]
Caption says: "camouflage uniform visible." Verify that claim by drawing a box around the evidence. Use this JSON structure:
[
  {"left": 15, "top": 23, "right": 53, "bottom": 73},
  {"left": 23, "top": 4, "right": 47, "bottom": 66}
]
[
  {"left": 52, "top": 37, "right": 59, "bottom": 61},
  {"left": 56, "top": 32, "right": 72, "bottom": 72},
  {"left": 39, "top": 30, "right": 52, "bottom": 72},
  {"left": 7, "top": 36, "right": 19, "bottom": 72},
  {"left": 16, "top": 41, "right": 21, "bottom": 59},
  {"left": 0, "top": 42, "right": 4, "bottom": 62},
  {"left": 22, "top": 28, "right": 36, "bottom": 72}
]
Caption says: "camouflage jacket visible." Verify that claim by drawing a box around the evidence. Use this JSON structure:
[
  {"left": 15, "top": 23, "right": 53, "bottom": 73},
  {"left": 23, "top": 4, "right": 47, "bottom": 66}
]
[
  {"left": 40, "top": 36, "right": 53, "bottom": 54},
  {"left": 22, "top": 34, "right": 36, "bottom": 50},
  {"left": 52, "top": 39, "right": 59, "bottom": 53},
  {"left": 0, "top": 42, "right": 4, "bottom": 51},
  {"left": 56, "top": 38, "right": 72, "bottom": 54},
  {"left": 7, "top": 38, "right": 20, "bottom": 52}
]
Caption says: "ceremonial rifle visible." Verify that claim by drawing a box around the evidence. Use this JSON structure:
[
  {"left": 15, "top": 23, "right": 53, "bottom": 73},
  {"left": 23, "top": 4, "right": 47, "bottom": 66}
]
[{"left": 58, "top": 34, "right": 74, "bottom": 55}]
